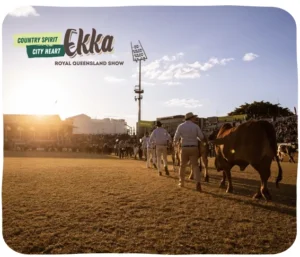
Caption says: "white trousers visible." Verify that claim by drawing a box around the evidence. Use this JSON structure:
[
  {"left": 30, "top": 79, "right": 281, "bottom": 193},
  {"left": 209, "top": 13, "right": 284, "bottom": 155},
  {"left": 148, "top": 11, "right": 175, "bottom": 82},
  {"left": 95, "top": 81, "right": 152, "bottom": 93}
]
[
  {"left": 156, "top": 145, "right": 168, "bottom": 172},
  {"left": 146, "top": 148, "right": 156, "bottom": 168}
]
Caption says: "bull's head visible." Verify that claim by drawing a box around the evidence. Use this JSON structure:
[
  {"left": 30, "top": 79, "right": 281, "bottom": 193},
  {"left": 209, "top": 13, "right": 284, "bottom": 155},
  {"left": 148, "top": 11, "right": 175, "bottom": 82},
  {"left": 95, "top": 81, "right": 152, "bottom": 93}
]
[
  {"left": 214, "top": 144, "right": 226, "bottom": 171},
  {"left": 210, "top": 123, "right": 233, "bottom": 171},
  {"left": 208, "top": 129, "right": 219, "bottom": 141}
]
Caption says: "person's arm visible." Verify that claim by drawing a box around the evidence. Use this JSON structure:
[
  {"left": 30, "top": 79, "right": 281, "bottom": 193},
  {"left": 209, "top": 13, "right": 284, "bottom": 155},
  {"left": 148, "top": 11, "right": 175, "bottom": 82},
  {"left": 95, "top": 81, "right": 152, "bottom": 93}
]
[
  {"left": 166, "top": 132, "right": 172, "bottom": 147},
  {"left": 197, "top": 126, "right": 205, "bottom": 141},
  {"left": 174, "top": 125, "right": 182, "bottom": 143},
  {"left": 167, "top": 132, "right": 172, "bottom": 142},
  {"left": 149, "top": 130, "right": 155, "bottom": 144}
]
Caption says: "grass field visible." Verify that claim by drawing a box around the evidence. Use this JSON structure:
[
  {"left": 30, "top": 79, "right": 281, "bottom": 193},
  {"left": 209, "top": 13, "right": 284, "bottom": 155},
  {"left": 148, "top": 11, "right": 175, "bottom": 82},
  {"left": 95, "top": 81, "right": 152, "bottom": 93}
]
[{"left": 2, "top": 151, "right": 297, "bottom": 254}]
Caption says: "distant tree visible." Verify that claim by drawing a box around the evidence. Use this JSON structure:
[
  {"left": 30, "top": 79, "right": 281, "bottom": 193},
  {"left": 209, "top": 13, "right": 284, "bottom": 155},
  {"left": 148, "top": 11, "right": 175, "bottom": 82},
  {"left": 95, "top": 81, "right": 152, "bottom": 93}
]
[{"left": 228, "top": 101, "right": 294, "bottom": 119}]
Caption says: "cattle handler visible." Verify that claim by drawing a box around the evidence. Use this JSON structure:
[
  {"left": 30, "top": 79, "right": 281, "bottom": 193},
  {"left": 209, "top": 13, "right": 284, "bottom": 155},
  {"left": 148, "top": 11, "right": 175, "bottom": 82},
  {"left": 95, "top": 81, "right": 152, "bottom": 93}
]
[
  {"left": 149, "top": 121, "right": 172, "bottom": 176},
  {"left": 173, "top": 112, "right": 205, "bottom": 192}
]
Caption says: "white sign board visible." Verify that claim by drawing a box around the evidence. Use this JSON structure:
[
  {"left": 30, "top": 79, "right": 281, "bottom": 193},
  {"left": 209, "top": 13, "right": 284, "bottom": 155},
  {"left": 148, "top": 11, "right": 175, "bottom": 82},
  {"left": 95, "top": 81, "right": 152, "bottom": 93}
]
[{"left": 131, "top": 41, "right": 147, "bottom": 62}]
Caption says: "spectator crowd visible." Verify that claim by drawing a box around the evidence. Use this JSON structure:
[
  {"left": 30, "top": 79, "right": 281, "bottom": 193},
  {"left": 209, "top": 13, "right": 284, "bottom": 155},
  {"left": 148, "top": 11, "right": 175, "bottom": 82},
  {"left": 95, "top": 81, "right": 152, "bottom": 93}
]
[
  {"left": 5, "top": 115, "right": 298, "bottom": 152},
  {"left": 273, "top": 116, "right": 298, "bottom": 143}
]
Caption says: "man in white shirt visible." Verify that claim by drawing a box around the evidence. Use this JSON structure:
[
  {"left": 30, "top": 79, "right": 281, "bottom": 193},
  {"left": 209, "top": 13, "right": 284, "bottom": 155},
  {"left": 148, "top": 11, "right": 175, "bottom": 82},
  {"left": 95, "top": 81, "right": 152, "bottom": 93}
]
[
  {"left": 174, "top": 112, "right": 205, "bottom": 192},
  {"left": 141, "top": 133, "right": 149, "bottom": 161},
  {"left": 146, "top": 131, "right": 157, "bottom": 169},
  {"left": 149, "top": 121, "right": 171, "bottom": 176}
]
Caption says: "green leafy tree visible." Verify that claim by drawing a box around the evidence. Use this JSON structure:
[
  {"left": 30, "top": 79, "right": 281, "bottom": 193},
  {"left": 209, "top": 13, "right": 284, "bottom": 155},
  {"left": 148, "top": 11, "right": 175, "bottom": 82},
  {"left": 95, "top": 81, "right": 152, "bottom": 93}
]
[{"left": 228, "top": 101, "right": 294, "bottom": 119}]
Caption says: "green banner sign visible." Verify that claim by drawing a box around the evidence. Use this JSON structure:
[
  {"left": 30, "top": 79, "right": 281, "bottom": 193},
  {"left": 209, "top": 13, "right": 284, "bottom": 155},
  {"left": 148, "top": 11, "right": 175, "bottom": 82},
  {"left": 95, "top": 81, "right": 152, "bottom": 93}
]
[
  {"left": 14, "top": 33, "right": 62, "bottom": 47},
  {"left": 26, "top": 45, "right": 65, "bottom": 58},
  {"left": 139, "top": 120, "right": 155, "bottom": 128}
]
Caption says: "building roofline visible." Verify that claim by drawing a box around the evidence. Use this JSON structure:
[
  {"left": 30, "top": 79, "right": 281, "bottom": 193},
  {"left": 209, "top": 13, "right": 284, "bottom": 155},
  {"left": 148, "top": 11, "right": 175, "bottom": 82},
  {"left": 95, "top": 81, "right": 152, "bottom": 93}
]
[
  {"left": 157, "top": 115, "right": 185, "bottom": 120},
  {"left": 65, "top": 114, "right": 91, "bottom": 119}
]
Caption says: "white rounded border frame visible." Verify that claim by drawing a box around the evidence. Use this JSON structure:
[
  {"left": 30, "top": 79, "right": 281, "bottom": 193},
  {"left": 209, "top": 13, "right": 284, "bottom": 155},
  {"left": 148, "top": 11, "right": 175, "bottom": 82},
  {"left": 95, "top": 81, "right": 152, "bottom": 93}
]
[{"left": 0, "top": 1, "right": 299, "bottom": 257}]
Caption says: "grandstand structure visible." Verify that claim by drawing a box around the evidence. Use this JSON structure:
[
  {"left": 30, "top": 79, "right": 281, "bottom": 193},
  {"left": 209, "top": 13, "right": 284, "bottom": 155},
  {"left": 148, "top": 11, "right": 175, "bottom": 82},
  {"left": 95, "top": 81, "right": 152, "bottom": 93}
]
[
  {"left": 3, "top": 114, "right": 74, "bottom": 148},
  {"left": 156, "top": 115, "right": 206, "bottom": 136},
  {"left": 3, "top": 113, "right": 128, "bottom": 149},
  {"left": 137, "top": 114, "right": 245, "bottom": 137}
]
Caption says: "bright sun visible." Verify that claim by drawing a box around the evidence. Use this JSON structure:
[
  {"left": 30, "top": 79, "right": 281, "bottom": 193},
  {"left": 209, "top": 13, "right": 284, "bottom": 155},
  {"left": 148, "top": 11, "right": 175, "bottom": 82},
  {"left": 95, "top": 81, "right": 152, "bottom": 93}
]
[{"left": 14, "top": 82, "right": 64, "bottom": 117}]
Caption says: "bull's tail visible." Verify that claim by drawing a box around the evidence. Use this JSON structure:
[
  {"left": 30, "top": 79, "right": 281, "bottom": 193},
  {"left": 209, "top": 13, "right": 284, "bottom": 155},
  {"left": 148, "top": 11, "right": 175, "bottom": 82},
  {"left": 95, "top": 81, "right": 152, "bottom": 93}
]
[
  {"left": 262, "top": 121, "right": 283, "bottom": 188},
  {"left": 274, "top": 155, "right": 283, "bottom": 188}
]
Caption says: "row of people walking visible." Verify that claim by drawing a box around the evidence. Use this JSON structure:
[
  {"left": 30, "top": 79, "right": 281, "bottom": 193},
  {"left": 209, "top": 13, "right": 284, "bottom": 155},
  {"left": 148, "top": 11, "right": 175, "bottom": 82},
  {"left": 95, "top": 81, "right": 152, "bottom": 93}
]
[{"left": 142, "top": 112, "right": 206, "bottom": 192}]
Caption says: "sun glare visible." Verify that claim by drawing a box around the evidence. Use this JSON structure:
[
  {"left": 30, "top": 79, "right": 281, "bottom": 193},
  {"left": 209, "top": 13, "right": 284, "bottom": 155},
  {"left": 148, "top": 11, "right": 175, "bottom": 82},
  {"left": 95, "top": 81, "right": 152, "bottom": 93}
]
[{"left": 14, "top": 82, "right": 66, "bottom": 118}]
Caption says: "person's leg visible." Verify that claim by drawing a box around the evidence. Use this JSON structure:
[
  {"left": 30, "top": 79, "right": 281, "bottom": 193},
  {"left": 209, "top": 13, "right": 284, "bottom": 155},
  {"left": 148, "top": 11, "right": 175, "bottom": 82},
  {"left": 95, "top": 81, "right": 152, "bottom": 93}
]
[
  {"left": 190, "top": 147, "right": 202, "bottom": 192},
  {"left": 151, "top": 148, "right": 157, "bottom": 169},
  {"left": 156, "top": 146, "right": 163, "bottom": 175},
  {"left": 179, "top": 148, "right": 189, "bottom": 187},
  {"left": 146, "top": 148, "right": 151, "bottom": 168},
  {"left": 162, "top": 146, "right": 169, "bottom": 175}
]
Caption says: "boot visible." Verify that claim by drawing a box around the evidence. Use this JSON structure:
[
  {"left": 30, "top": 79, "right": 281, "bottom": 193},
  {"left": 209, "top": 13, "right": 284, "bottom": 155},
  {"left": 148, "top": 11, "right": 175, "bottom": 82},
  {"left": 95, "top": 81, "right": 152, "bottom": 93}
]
[
  {"left": 196, "top": 182, "right": 202, "bottom": 192},
  {"left": 165, "top": 166, "right": 169, "bottom": 175}
]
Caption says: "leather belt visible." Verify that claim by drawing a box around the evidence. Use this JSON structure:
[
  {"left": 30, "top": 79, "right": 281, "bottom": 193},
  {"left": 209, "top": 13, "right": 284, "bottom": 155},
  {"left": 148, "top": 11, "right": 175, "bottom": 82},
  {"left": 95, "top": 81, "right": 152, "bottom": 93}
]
[{"left": 182, "top": 145, "right": 197, "bottom": 147}]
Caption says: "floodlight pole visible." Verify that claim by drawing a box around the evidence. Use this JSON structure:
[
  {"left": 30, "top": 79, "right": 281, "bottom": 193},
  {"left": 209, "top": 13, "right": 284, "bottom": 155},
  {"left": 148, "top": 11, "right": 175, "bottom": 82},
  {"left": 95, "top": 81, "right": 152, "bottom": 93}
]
[
  {"left": 138, "top": 59, "right": 142, "bottom": 123},
  {"left": 132, "top": 40, "right": 147, "bottom": 137}
]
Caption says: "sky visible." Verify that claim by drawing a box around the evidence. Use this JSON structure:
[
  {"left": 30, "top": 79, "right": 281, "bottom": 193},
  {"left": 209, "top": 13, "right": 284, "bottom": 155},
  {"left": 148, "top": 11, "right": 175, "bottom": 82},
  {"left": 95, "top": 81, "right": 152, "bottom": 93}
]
[{"left": 2, "top": 6, "right": 298, "bottom": 128}]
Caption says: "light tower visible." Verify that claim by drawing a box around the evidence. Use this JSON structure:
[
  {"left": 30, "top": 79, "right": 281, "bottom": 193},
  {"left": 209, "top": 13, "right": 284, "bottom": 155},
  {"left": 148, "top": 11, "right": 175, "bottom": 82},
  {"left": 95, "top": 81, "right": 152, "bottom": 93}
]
[{"left": 131, "top": 41, "right": 147, "bottom": 136}]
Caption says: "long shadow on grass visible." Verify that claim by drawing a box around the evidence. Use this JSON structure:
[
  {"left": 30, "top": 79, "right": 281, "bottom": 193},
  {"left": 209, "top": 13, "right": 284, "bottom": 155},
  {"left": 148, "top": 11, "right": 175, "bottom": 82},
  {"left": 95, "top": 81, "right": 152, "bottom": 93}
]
[
  {"left": 4, "top": 151, "right": 121, "bottom": 160},
  {"left": 168, "top": 162, "right": 296, "bottom": 206},
  {"left": 200, "top": 190, "right": 296, "bottom": 217},
  {"left": 165, "top": 172, "right": 296, "bottom": 217},
  {"left": 207, "top": 174, "right": 296, "bottom": 207}
]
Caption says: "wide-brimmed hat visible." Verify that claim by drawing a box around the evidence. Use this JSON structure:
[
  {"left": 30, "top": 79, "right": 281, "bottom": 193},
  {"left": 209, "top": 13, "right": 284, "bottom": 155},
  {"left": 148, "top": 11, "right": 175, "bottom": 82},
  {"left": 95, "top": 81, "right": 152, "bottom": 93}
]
[{"left": 184, "top": 112, "right": 198, "bottom": 120}]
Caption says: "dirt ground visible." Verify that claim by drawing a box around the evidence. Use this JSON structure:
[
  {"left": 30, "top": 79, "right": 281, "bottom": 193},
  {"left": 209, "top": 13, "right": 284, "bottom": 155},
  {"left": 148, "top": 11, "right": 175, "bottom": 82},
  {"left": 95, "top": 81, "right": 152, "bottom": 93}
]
[{"left": 2, "top": 151, "right": 297, "bottom": 254}]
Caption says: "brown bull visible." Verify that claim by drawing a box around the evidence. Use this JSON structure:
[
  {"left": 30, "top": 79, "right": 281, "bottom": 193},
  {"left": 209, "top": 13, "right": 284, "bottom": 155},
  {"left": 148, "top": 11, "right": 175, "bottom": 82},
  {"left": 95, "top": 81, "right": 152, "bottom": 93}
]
[{"left": 210, "top": 120, "right": 283, "bottom": 200}]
